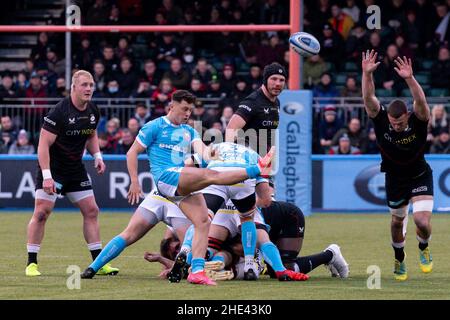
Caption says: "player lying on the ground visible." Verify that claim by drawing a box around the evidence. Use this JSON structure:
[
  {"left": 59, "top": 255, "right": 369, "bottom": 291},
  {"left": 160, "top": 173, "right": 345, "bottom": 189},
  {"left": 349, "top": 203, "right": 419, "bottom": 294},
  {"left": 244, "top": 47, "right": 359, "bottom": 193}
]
[
  {"left": 146, "top": 200, "right": 349, "bottom": 281},
  {"left": 167, "top": 142, "right": 274, "bottom": 283},
  {"left": 81, "top": 90, "right": 274, "bottom": 286}
]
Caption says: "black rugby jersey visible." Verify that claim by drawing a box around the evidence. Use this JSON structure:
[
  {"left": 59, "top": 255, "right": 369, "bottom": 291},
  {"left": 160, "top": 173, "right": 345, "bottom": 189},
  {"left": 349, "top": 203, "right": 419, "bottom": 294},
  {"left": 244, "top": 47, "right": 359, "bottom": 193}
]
[
  {"left": 234, "top": 88, "right": 279, "bottom": 155},
  {"left": 371, "top": 105, "right": 430, "bottom": 177},
  {"left": 41, "top": 97, "right": 100, "bottom": 175}
]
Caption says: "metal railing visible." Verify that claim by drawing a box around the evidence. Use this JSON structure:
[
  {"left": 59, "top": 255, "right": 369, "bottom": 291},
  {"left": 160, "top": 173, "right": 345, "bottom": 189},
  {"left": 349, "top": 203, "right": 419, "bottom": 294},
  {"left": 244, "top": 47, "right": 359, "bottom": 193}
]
[{"left": 2, "top": 96, "right": 450, "bottom": 138}]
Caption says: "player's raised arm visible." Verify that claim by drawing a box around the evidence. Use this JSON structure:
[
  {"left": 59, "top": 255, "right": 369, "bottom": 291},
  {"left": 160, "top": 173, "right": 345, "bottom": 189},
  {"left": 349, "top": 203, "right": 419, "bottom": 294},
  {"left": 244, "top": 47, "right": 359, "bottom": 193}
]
[
  {"left": 361, "top": 49, "right": 381, "bottom": 118},
  {"left": 394, "top": 56, "right": 430, "bottom": 121},
  {"left": 126, "top": 140, "right": 146, "bottom": 205}
]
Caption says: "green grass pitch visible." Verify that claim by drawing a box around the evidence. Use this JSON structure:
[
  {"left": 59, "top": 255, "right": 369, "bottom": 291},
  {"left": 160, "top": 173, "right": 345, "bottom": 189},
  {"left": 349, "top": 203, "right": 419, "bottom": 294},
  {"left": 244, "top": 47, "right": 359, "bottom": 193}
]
[{"left": 1, "top": 212, "right": 450, "bottom": 300}]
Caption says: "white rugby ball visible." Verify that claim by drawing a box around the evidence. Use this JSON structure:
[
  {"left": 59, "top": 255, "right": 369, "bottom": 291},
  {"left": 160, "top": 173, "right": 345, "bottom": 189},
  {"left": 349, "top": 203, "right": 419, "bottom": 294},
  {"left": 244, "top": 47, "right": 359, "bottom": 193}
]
[{"left": 289, "top": 32, "right": 320, "bottom": 58}]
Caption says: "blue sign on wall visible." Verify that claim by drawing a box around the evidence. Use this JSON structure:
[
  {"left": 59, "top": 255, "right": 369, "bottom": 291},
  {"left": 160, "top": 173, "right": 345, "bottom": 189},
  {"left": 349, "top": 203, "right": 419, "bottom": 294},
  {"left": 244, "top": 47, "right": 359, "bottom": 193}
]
[{"left": 276, "top": 90, "right": 312, "bottom": 216}]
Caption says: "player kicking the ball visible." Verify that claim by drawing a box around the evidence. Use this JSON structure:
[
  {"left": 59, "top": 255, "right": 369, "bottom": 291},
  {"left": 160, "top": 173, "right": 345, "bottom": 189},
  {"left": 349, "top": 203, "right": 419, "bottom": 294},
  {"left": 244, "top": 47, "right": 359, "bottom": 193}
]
[{"left": 81, "top": 90, "right": 274, "bottom": 285}]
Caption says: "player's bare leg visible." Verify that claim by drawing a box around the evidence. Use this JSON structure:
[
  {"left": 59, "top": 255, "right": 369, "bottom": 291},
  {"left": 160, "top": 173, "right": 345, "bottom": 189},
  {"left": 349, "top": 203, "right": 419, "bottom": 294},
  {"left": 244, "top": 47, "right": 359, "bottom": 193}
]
[
  {"left": 77, "top": 196, "right": 119, "bottom": 276},
  {"left": 390, "top": 205, "right": 409, "bottom": 281},
  {"left": 169, "top": 193, "right": 216, "bottom": 285},
  {"left": 412, "top": 195, "right": 433, "bottom": 273},
  {"left": 26, "top": 198, "right": 55, "bottom": 276}
]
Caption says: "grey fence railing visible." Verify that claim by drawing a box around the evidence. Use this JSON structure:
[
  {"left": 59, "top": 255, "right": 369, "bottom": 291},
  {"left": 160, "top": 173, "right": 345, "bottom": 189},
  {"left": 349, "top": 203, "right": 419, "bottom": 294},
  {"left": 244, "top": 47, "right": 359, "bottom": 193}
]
[{"left": 2, "top": 96, "right": 450, "bottom": 137}]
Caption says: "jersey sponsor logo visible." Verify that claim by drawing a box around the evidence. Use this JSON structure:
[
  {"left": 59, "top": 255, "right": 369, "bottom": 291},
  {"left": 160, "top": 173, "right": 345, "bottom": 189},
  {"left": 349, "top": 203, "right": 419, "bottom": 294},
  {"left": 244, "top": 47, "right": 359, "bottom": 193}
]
[
  {"left": 44, "top": 116, "right": 56, "bottom": 126},
  {"left": 69, "top": 117, "right": 76, "bottom": 124},
  {"left": 383, "top": 133, "right": 417, "bottom": 145},
  {"left": 80, "top": 180, "right": 91, "bottom": 187},
  {"left": 65, "top": 128, "right": 95, "bottom": 136},
  {"left": 262, "top": 120, "right": 279, "bottom": 127},
  {"left": 159, "top": 143, "right": 188, "bottom": 153},
  {"left": 161, "top": 130, "right": 168, "bottom": 138},
  {"left": 264, "top": 108, "right": 269, "bottom": 114},
  {"left": 238, "top": 104, "right": 252, "bottom": 112},
  {"left": 412, "top": 186, "right": 427, "bottom": 193}
]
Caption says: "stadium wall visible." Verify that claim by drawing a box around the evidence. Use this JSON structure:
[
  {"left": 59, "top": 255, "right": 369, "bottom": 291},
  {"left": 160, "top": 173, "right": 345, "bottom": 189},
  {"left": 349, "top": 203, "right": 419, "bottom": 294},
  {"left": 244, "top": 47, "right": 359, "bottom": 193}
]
[{"left": 1, "top": 155, "right": 449, "bottom": 213}]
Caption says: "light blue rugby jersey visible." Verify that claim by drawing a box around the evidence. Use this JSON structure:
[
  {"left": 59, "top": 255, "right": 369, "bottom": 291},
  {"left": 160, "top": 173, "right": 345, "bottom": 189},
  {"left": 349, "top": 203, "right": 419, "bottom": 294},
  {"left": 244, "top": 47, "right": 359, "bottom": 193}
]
[
  {"left": 136, "top": 116, "right": 201, "bottom": 181},
  {"left": 207, "top": 142, "right": 260, "bottom": 169}
]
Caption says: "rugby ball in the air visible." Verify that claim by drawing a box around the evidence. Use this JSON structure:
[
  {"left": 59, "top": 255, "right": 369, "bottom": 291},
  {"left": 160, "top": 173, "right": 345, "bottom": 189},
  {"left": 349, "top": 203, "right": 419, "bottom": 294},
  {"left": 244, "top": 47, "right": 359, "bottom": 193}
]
[{"left": 289, "top": 32, "right": 320, "bottom": 58}]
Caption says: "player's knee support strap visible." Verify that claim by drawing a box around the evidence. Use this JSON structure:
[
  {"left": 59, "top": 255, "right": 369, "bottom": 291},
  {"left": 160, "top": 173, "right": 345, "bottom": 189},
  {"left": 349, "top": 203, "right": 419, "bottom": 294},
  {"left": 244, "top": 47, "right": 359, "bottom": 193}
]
[
  {"left": 390, "top": 205, "right": 409, "bottom": 218},
  {"left": 412, "top": 200, "right": 433, "bottom": 213},
  {"left": 279, "top": 250, "right": 299, "bottom": 264}
]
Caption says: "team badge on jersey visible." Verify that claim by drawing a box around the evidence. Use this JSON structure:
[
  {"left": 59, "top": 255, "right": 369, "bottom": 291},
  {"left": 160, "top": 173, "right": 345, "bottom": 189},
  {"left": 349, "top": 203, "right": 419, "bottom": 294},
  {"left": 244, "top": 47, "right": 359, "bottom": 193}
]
[{"left": 90, "top": 114, "right": 96, "bottom": 124}]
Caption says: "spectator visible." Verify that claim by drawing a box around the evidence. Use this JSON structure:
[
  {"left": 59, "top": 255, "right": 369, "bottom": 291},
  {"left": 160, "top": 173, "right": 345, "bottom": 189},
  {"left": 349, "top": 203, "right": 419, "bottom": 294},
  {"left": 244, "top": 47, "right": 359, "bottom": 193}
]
[
  {"left": 73, "top": 36, "right": 96, "bottom": 71},
  {"left": 8, "top": 129, "right": 35, "bottom": 154},
  {"left": 312, "top": 72, "right": 339, "bottom": 105},
  {"left": 428, "top": 104, "right": 449, "bottom": 141},
  {"left": 105, "top": 80, "right": 123, "bottom": 99},
  {"left": 50, "top": 77, "right": 69, "bottom": 98},
  {"left": 342, "top": 0, "right": 360, "bottom": 24},
  {"left": 158, "top": 0, "right": 183, "bottom": 25},
  {"left": 192, "top": 58, "right": 214, "bottom": 89},
  {"left": 241, "top": 30, "right": 262, "bottom": 64},
  {"left": 181, "top": 47, "right": 196, "bottom": 73},
  {"left": 346, "top": 23, "right": 367, "bottom": 62},
  {"left": 303, "top": 54, "right": 328, "bottom": 89},
  {"left": 328, "top": 4, "right": 355, "bottom": 40},
  {"left": 236, "top": 0, "right": 259, "bottom": 24},
  {"left": 319, "top": 105, "right": 343, "bottom": 154},
  {"left": 206, "top": 76, "right": 227, "bottom": 99},
  {"left": 402, "top": 9, "right": 421, "bottom": 54},
  {"left": 132, "top": 80, "right": 153, "bottom": 99},
  {"left": 141, "top": 59, "right": 162, "bottom": 90},
  {"left": 227, "top": 77, "right": 251, "bottom": 108},
  {"left": 117, "top": 129, "right": 134, "bottom": 154},
  {"left": 375, "top": 44, "right": 406, "bottom": 95},
  {"left": 127, "top": 117, "right": 140, "bottom": 137},
  {"left": 189, "top": 77, "right": 206, "bottom": 98},
  {"left": 329, "top": 134, "right": 361, "bottom": 155},
  {"left": 92, "top": 60, "right": 108, "bottom": 97},
  {"left": 219, "top": 63, "right": 236, "bottom": 95},
  {"left": 107, "top": 4, "right": 121, "bottom": 25},
  {"left": 25, "top": 71, "right": 47, "bottom": 102},
  {"left": 430, "top": 128, "right": 450, "bottom": 154},
  {"left": 340, "top": 75, "right": 361, "bottom": 98},
  {"left": 256, "top": 33, "right": 286, "bottom": 67},
  {"left": 134, "top": 102, "right": 151, "bottom": 127},
  {"left": 155, "top": 33, "right": 180, "bottom": 65},
  {"left": 0, "top": 115, "right": 18, "bottom": 148},
  {"left": 317, "top": 23, "right": 345, "bottom": 71},
  {"left": 23, "top": 58, "right": 35, "bottom": 79},
  {"left": 204, "top": 121, "right": 224, "bottom": 143},
  {"left": 101, "top": 45, "right": 119, "bottom": 75},
  {"left": 98, "top": 132, "right": 116, "bottom": 154},
  {"left": 430, "top": 47, "right": 450, "bottom": 89},
  {"left": 365, "top": 127, "right": 379, "bottom": 154},
  {"left": 395, "top": 34, "right": 414, "bottom": 60},
  {"left": 364, "top": 31, "right": 385, "bottom": 59},
  {"left": 151, "top": 78, "right": 176, "bottom": 119},
  {"left": 85, "top": 0, "right": 110, "bottom": 25},
  {"left": 0, "top": 72, "right": 24, "bottom": 102},
  {"left": 332, "top": 117, "right": 368, "bottom": 153},
  {"left": 30, "top": 32, "right": 50, "bottom": 63},
  {"left": 191, "top": 100, "right": 214, "bottom": 132},
  {"left": 113, "top": 56, "right": 139, "bottom": 97},
  {"left": 16, "top": 71, "right": 29, "bottom": 91},
  {"left": 115, "top": 36, "right": 134, "bottom": 61},
  {"left": 105, "top": 117, "right": 122, "bottom": 152},
  {"left": 246, "top": 64, "right": 263, "bottom": 91},
  {"left": 220, "top": 106, "right": 234, "bottom": 129},
  {"left": 162, "top": 58, "right": 190, "bottom": 90},
  {"left": 260, "top": 0, "right": 286, "bottom": 24}
]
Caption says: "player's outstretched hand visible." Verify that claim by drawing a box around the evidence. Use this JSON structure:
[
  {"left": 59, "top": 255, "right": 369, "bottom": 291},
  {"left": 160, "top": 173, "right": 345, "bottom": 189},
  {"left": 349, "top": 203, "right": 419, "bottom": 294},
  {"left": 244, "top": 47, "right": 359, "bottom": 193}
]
[
  {"left": 144, "top": 252, "right": 161, "bottom": 263},
  {"left": 127, "top": 181, "right": 144, "bottom": 205},
  {"left": 362, "top": 49, "right": 380, "bottom": 74},
  {"left": 394, "top": 56, "right": 413, "bottom": 79},
  {"left": 42, "top": 178, "right": 56, "bottom": 195},
  {"left": 94, "top": 158, "right": 106, "bottom": 174}
]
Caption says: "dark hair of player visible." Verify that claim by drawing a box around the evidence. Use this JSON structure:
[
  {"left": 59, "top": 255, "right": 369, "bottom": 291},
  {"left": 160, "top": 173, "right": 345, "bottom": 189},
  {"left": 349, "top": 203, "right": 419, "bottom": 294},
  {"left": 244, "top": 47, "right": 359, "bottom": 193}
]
[
  {"left": 172, "top": 89, "right": 196, "bottom": 105},
  {"left": 387, "top": 99, "right": 408, "bottom": 118}
]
